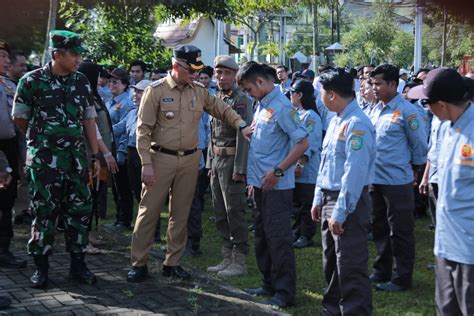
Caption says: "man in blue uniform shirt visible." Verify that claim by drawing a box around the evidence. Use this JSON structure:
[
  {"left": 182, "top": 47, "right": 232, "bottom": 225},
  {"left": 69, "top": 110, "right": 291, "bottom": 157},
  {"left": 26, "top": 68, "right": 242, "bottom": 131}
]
[
  {"left": 311, "top": 68, "right": 375, "bottom": 315},
  {"left": 369, "top": 64, "right": 428, "bottom": 292},
  {"left": 408, "top": 68, "right": 474, "bottom": 316},
  {"left": 237, "top": 62, "right": 309, "bottom": 308}
]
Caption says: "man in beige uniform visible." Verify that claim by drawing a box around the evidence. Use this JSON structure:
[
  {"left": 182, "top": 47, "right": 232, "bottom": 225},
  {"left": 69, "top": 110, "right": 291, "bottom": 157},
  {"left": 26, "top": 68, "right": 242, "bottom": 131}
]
[
  {"left": 127, "top": 45, "right": 251, "bottom": 282},
  {"left": 206, "top": 56, "right": 253, "bottom": 277}
]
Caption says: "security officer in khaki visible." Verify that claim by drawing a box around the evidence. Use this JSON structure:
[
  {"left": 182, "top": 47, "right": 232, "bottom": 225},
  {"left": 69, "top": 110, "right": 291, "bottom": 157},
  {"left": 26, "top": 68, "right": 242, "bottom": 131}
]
[
  {"left": 127, "top": 45, "right": 251, "bottom": 282},
  {"left": 206, "top": 56, "right": 253, "bottom": 277}
]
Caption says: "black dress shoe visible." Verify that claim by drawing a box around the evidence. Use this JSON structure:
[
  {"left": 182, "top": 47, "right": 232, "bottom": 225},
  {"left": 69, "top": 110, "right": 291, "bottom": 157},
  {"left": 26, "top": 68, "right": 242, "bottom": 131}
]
[
  {"left": 162, "top": 265, "right": 191, "bottom": 280},
  {"left": 244, "top": 287, "right": 272, "bottom": 296},
  {"left": 0, "top": 251, "right": 27, "bottom": 269},
  {"left": 127, "top": 265, "right": 148, "bottom": 283},
  {"left": 376, "top": 281, "right": 408, "bottom": 292}
]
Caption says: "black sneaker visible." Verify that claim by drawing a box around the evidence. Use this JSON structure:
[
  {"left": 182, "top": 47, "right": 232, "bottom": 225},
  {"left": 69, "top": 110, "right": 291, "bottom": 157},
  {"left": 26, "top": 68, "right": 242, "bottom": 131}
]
[{"left": 162, "top": 265, "right": 191, "bottom": 280}]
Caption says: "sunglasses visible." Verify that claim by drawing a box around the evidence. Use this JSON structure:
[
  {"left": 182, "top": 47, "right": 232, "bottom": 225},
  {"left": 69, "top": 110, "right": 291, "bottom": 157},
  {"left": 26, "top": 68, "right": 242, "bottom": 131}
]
[{"left": 421, "top": 99, "right": 437, "bottom": 106}]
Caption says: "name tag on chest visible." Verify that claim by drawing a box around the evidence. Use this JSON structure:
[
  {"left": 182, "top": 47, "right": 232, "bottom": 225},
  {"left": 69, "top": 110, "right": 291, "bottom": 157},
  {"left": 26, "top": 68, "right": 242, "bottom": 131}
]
[{"left": 162, "top": 98, "right": 174, "bottom": 103}]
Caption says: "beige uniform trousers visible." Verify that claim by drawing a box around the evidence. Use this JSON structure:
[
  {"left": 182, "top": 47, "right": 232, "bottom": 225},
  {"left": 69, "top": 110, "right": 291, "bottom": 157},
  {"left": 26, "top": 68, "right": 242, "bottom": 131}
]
[{"left": 131, "top": 150, "right": 200, "bottom": 267}]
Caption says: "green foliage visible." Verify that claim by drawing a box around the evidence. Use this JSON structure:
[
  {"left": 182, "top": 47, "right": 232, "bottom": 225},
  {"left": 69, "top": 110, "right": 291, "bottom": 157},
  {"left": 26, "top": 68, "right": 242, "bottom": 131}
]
[
  {"left": 390, "top": 30, "right": 415, "bottom": 68},
  {"left": 335, "top": 0, "right": 398, "bottom": 67},
  {"left": 259, "top": 40, "right": 280, "bottom": 58},
  {"left": 59, "top": 0, "right": 172, "bottom": 70}
]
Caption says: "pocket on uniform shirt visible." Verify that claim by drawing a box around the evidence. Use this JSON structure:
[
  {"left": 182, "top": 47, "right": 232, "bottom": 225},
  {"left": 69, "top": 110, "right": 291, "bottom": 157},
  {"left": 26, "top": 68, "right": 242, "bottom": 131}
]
[
  {"left": 187, "top": 101, "right": 203, "bottom": 123},
  {"left": 37, "top": 95, "right": 60, "bottom": 120},
  {"left": 159, "top": 103, "right": 179, "bottom": 126}
]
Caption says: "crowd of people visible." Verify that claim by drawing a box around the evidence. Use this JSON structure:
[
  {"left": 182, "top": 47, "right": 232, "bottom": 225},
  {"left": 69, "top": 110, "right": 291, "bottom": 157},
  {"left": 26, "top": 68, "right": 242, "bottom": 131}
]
[{"left": 0, "top": 29, "right": 473, "bottom": 315}]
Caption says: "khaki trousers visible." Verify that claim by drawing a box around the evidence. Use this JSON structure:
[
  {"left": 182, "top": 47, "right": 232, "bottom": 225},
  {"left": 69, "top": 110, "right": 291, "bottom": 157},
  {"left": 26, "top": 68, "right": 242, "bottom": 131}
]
[{"left": 131, "top": 150, "right": 200, "bottom": 267}]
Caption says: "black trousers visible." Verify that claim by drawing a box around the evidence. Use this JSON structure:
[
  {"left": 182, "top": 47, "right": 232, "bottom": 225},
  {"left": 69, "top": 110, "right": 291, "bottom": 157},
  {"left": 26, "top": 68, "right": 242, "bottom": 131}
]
[
  {"left": 0, "top": 137, "right": 18, "bottom": 250},
  {"left": 127, "top": 147, "right": 142, "bottom": 203},
  {"left": 187, "top": 168, "right": 209, "bottom": 244},
  {"left": 371, "top": 183, "right": 415, "bottom": 287},
  {"left": 254, "top": 188, "right": 296, "bottom": 304},
  {"left": 292, "top": 182, "right": 316, "bottom": 239},
  {"left": 113, "top": 160, "right": 134, "bottom": 226},
  {"left": 435, "top": 257, "right": 474, "bottom": 316},
  {"left": 321, "top": 187, "right": 372, "bottom": 316}
]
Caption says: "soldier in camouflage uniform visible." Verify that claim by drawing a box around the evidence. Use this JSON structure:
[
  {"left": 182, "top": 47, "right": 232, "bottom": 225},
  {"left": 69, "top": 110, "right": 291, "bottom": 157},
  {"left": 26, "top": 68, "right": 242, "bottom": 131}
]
[
  {"left": 206, "top": 56, "right": 253, "bottom": 277},
  {"left": 12, "top": 30, "right": 100, "bottom": 288}
]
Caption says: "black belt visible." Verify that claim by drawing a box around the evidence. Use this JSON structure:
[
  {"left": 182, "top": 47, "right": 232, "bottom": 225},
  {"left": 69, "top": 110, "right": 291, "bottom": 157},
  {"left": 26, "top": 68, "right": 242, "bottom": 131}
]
[{"left": 151, "top": 145, "right": 197, "bottom": 157}]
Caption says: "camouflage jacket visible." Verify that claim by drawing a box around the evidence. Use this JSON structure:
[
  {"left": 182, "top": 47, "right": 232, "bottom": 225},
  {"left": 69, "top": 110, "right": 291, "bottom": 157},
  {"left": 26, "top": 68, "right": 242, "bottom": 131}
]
[{"left": 13, "top": 62, "right": 96, "bottom": 169}]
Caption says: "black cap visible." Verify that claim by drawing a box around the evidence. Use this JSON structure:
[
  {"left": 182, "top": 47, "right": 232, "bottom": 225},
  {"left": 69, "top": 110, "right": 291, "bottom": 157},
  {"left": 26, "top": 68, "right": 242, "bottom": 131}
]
[
  {"left": 173, "top": 45, "right": 204, "bottom": 70},
  {"left": 290, "top": 79, "right": 315, "bottom": 96},
  {"left": 407, "top": 68, "right": 468, "bottom": 103},
  {"left": 0, "top": 39, "right": 11, "bottom": 54},
  {"left": 110, "top": 68, "right": 129, "bottom": 82}
]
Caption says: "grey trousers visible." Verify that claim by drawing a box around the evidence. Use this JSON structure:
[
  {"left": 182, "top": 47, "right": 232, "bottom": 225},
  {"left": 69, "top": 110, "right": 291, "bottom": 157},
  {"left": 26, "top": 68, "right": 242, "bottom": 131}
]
[
  {"left": 321, "top": 188, "right": 372, "bottom": 316},
  {"left": 254, "top": 188, "right": 296, "bottom": 304},
  {"left": 371, "top": 183, "right": 415, "bottom": 287},
  {"left": 436, "top": 257, "right": 474, "bottom": 316}
]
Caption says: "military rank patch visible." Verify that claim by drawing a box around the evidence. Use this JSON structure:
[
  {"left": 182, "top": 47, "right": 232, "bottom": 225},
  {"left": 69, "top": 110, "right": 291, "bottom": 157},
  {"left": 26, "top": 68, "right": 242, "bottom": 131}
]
[
  {"left": 408, "top": 117, "right": 419, "bottom": 130},
  {"left": 461, "top": 144, "right": 472, "bottom": 158},
  {"left": 351, "top": 135, "right": 363, "bottom": 151}
]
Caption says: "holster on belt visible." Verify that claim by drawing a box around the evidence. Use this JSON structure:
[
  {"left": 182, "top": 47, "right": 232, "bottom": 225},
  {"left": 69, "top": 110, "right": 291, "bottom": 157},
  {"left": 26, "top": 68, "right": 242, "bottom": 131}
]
[{"left": 213, "top": 146, "right": 236, "bottom": 156}]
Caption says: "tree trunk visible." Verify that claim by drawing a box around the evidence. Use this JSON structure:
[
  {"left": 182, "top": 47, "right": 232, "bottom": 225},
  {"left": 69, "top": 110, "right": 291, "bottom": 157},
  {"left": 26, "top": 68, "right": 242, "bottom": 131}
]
[
  {"left": 42, "top": 0, "right": 58, "bottom": 65},
  {"left": 440, "top": 7, "right": 448, "bottom": 67}
]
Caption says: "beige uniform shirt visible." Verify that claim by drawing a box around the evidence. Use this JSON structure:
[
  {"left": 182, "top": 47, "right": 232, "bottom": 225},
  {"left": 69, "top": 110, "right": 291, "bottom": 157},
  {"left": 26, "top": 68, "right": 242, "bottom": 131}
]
[{"left": 137, "top": 74, "right": 245, "bottom": 165}]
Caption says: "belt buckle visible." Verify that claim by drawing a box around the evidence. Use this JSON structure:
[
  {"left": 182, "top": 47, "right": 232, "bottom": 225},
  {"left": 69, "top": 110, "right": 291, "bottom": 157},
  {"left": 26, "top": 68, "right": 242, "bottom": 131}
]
[{"left": 178, "top": 150, "right": 185, "bottom": 156}]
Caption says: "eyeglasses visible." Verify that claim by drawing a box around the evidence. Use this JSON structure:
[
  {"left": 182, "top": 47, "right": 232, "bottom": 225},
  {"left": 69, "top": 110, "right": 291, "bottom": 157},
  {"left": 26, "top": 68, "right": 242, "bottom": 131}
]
[{"left": 109, "top": 79, "right": 121, "bottom": 85}]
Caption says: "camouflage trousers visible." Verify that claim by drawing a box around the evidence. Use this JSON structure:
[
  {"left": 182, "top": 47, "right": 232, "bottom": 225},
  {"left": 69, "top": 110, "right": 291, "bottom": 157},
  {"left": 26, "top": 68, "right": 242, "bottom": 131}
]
[{"left": 27, "top": 166, "right": 91, "bottom": 255}]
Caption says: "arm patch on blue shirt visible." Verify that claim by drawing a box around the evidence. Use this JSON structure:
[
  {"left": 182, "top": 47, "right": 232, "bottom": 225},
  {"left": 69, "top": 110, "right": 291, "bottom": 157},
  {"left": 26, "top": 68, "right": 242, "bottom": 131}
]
[{"left": 350, "top": 135, "right": 364, "bottom": 151}]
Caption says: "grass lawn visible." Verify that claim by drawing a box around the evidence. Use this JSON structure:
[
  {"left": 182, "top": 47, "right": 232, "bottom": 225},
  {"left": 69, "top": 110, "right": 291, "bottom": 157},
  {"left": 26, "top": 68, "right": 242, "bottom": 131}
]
[{"left": 102, "top": 193, "right": 436, "bottom": 315}]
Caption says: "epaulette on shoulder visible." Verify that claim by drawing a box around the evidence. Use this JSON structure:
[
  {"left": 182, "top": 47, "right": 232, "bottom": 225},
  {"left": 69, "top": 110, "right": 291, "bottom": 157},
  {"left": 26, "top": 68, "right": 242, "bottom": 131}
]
[
  {"left": 151, "top": 78, "right": 166, "bottom": 88},
  {"left": 193, "top": 80, "right": 205, "bottom": 88}
]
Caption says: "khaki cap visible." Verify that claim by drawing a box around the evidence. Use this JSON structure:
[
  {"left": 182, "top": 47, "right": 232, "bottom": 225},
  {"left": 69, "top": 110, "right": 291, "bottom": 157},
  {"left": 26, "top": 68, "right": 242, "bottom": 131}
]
[{"left": 214, "top": 55, "right": 239, "bottom": 71}]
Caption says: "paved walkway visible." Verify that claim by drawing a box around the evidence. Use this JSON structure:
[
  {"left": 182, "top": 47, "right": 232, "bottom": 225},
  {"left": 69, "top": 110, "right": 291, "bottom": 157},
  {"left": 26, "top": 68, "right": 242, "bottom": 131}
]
[{"left": 0, "top": 228, "right": 286, "bottom": 316}]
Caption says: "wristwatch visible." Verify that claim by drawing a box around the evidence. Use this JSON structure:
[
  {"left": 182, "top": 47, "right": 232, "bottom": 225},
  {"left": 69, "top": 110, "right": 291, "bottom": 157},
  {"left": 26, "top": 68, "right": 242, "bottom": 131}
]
[
  {"left": 296, "top": 162, "right": 305, "bottom": 169},
  {"left": 90, "top": 153, "right": 100, "bottom": 161},
  {"left": 273, "top": 167, "right": 284, "bottom": 177},
  {"left": 239, "top": 121, "right": 248, "bottom": 131}
]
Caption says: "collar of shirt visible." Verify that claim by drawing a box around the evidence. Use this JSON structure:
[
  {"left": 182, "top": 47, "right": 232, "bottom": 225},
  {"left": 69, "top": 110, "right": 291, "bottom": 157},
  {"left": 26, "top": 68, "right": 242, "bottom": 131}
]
[
  {"left": 113, "top": 90, "right": 129, "bottom": 104},
  {"left": 165, "top": 73, "right": 194, "bottom": 90},
  {"left": 451, "top": 103, "right": 473, "bottom": 132},
  {"left": 338, "top": 99, "right": 359, "bottom": 120},
  {"left": 44, "top": 62, "right": 72, "bottom": 83},
  {"left": 258, "top": 86, "right": 281, "bottom": 109},
  {"left": 374, "top": 93, "right": 404, "bottom": 111}
]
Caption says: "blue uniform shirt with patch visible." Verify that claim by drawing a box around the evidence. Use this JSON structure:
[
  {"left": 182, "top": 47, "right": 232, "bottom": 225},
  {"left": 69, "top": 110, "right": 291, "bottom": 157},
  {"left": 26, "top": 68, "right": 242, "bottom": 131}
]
[
  {"left": 427, "top": 116, "right": 450, "bottom": 183},
  {"left": 247, "top": 87, "right": 308, "bottom": 190},
  {"left": 198, "top": 111, "right": 210, "bottom": 169},
  {"left": 109, "top": 91, "right": 134, "bottom": 162},
  {"left": 435, "top": 103, "right": 474, "bottom": 264},
  {"left": 370, "top": 94, "right": 427, "bottom": 185},
  {"left": 295, "top": 108, "right": 323, "bottom": 184},
  {"left": 313, "top": 99, "right": 376, "bottom": 224}
]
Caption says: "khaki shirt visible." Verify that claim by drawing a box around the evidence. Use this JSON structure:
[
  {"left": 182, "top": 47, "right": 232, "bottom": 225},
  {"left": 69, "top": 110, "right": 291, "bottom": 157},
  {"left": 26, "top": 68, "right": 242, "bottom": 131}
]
[
  {"left": 207, "top": 85, "right": 253, "bottom": 175},
  {"left": 137, "top": 74, "right": 245, "bottom": 165}
]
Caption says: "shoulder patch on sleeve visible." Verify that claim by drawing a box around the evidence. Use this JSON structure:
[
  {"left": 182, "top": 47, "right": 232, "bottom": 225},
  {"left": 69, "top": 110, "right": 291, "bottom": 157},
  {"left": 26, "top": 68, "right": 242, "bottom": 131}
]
[
  {"left": 289, "top": 109, "right": 300, "bottom": 124},
  {"left": 407, "top": 113, "right": 417, "bottom": 120},
  {"left": 306, "top": 119, "right": 315, "bottom": 132},
  {"left": 408, "top": 117, "right": 419, "bottom": 130},
  {"left": 350, "top": 135, "right": 364, "bottom": 151},
  {"left": 351, "top": 130, "right": 365, "bottom": 135}
]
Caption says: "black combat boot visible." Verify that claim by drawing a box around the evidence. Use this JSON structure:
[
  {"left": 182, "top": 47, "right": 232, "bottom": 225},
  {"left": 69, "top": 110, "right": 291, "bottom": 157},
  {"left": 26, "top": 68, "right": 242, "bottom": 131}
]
[
  {"left": 69, "top": 252, "right": 96, "bottom": 285},
  {"left": 30, "top": 255, "right": 49, "bottom": 289},
  {"left": 0, "top": 249, "right": 27, "bottom": 269}
]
